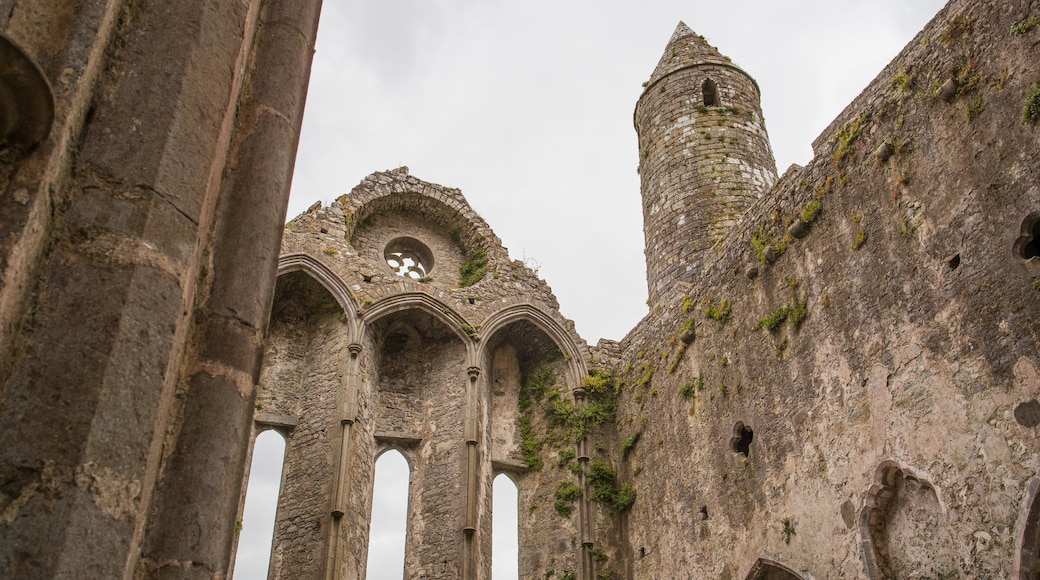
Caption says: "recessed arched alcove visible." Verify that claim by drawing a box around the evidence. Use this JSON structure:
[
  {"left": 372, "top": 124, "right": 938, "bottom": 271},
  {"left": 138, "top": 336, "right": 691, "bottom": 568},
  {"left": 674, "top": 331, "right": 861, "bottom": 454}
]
[
  {"left": 362, "top": 306, "right": 469, "bottom": 578},
  {"left": 249, "top": 269, "right": 348, "bottom": 576},
  {"left": 859, "top": 462, "right": 958, "bottom": 579},
  {"left": 367, "top": 308, "right": 467, "bottom": 433},
  {"left": 482, "top": 318, "right": 566, "bottom": 465},
  {"left": 480, "top": 316, "right": 581, "bottom": 579}
]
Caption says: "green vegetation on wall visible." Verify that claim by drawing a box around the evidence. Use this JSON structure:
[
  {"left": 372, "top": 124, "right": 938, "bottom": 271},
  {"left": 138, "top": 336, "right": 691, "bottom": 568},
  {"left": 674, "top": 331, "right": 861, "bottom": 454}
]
[
  {"left": 588, "top": 459, "right": 636, "bottom": 512},
  {"left": 459, "top": 248, "right": 488, "bottom": 287}
]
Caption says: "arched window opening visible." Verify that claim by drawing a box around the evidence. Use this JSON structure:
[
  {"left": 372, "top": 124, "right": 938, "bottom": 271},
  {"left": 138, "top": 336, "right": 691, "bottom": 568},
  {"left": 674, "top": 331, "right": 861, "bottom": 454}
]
[
  {"left": 367, "top": 450, "right": 410, "bottom": 580},
  {"left": 232, "top": 430, "right": 287, "bottom": 579},
  {"left": 702, "top": 78, "right": 720, "bottom": 107},
  {"left": 492, "top": 474, "right": 519, "bottom": 579}
]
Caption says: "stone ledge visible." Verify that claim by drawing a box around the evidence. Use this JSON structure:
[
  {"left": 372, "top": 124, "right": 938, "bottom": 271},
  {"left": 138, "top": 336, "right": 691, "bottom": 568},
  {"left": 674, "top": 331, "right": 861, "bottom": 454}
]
[
  {"left": 254, "top": 413, "right": 298, "bottom": 428},
  {"left": 374, "top": 431, "right": 422, "bottom": 446}
]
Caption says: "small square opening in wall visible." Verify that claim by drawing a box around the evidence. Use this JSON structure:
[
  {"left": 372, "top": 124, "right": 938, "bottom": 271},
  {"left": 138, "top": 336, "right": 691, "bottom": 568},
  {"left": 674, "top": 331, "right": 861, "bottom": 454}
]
[
  {"left": 731, "top": 422, "right": 753, "bottom": 457},
  {"left": 1014, "top": 213, "right": 1040, "bottom": 271},
  {"left": 1022, "top": 218, "right": 1040, "bottom": 259}
]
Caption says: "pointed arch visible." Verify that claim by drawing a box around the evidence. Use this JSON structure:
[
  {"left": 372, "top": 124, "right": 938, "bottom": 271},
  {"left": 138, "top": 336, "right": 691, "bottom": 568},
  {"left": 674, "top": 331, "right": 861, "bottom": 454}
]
[
  {"left": 744, "top": 557, "right": 802, "bottom": 579},
  {"left": 858, "top": 460, "right": 956, "bottom": 579},
  {"left": 478, "top": 304, "right": 588, "bottom": 387},
  {"left": 277, "top": 253, "right": 359, "bottom": 334},
  {"left": 360, "top": 292, "right": 477, "bottom": 358}
]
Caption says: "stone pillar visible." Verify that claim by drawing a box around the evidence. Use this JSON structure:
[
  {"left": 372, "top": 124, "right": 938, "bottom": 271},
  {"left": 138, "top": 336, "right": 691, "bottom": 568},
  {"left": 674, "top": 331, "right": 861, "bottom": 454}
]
[
  {"left": 139, "top": 0, "right": 322, "bottom": 578},
  {"left": 573, "top": 386, "right": 593, "bottom": 580},
  {"left": 463, "top": 365, "right": 481, "bottom": 579},
  {"left": 0, "top": 1, "right": 269, "bottom": 578},
  {"left": 325, "top": 342, "right": 363, "bottom": 580}
]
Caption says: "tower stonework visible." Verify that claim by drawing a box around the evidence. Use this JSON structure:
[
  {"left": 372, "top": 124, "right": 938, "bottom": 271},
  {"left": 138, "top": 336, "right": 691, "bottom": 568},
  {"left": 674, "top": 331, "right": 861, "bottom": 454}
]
[{"left": 635, "top": 23, "right": 777, "bottom": 304}]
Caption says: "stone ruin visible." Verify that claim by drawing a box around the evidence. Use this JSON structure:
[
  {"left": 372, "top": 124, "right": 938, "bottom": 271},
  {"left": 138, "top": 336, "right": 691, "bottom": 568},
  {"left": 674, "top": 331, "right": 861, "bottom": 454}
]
[{"left": 0, "top": 0, "right": 1039, "bottom": 578}]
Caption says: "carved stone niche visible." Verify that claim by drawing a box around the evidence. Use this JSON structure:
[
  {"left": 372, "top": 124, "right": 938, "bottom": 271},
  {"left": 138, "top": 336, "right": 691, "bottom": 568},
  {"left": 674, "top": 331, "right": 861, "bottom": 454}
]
[
  {"left": 0, "top": 34, "right": 54, "bottom": 156},
  {"left": 859, "top": 461, "right": 958, "bottom": 579}
]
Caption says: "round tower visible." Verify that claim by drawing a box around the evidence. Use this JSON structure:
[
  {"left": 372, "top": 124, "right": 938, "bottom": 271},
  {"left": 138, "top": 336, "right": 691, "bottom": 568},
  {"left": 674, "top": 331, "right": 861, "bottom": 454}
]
[{"left": 635, "top": 22, "right": 777, "bottom": 304}]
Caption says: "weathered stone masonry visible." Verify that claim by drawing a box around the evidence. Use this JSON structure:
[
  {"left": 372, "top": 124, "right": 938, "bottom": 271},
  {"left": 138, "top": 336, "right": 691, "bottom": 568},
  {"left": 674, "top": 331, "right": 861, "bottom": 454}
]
[{"left": 0, "top": 0, "right": 1039, "bottom": 579}]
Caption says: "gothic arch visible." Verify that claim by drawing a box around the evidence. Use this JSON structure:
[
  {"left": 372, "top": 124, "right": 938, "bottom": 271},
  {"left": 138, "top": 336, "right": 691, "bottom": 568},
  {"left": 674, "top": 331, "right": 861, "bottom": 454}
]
[
  {"left": 478, "top": 304, "right": 588, "bottom": 386},
  {"left": 745, "top": 557, "right": 802, "bottom": 579},
  {"left": 277, "top": 253, "right": 359, "bottom": 333},
  {"left": 342, "top": 172, "right": 508, "bottom": 266},
  {"left": 360, "top": 292, "right": 478, "bottom": 361}
]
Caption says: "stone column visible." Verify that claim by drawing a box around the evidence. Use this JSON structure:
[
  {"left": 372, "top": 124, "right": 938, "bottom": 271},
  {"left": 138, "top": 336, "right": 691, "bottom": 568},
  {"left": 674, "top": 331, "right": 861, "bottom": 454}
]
[
  {"left": 139, "top": 0, "right": 322, "bottom": 578},
  {"left": 0, "top": 1, "right": 264, "bottom": 578},
  {"left": 463, "top": 365, "right": 481, "bottom": 579},
  {"left": 574, "top": 386, "right": 593, "bottom": 580},
  {"left": 325, "top": 342, "right": 363, "bottom": 580}
]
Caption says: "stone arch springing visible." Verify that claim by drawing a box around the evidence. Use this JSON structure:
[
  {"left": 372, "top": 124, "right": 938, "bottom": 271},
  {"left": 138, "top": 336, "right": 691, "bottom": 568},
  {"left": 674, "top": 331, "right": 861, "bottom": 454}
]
[
  {"left": 478, "top": 304, "right": 589, "bottom": 387},
  {"left": 858, "top": 460, "right": 958, "bottom": 579},
  {"left": 744, "top": 557, "right": 802, "bottom": 579},
  {"left": 367, "top": 449, "right": 412, "bottom": 579},
  {"left": 1016, "top": 475, "right": 1040, "bottom": 579},
  {"left": 361, "top": 304, "right": 471, "bottom": 579},
  {"left": 703, "top": 78, "right": 720, "bottom": 107},
  {"left": 231, "top": 429, "right": 287, "bottom": 580},
  {"left": 254, "top": 267, "right": 352, "bottom": 577}
]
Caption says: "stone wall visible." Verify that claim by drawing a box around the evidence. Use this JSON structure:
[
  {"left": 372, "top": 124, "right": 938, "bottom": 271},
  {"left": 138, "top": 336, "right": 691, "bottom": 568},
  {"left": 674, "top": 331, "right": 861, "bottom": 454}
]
[
  {"left": 615, "top": 0, "right": 1040, "bottom": 577},
  {"left": 249, "top": 169, "right": 597, "bottom": 578}
]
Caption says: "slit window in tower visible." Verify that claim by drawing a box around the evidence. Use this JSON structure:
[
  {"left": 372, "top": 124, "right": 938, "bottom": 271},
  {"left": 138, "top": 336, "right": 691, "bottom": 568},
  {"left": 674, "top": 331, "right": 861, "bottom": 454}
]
[{"left": 702, "top": 78, "right": 719, "bottom": 107}]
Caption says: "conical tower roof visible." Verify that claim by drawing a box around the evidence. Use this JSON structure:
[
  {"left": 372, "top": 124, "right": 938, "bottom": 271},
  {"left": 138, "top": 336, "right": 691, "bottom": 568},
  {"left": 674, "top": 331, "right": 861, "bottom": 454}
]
[{"left": 644, "top": 22, "right": 742, "bottom": 88}]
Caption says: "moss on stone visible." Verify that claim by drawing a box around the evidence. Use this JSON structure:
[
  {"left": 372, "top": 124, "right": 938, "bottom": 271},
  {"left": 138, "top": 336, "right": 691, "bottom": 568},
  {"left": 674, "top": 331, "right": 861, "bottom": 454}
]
[{"left": 459, "top": 247, "right": 488, "bottom": 287}]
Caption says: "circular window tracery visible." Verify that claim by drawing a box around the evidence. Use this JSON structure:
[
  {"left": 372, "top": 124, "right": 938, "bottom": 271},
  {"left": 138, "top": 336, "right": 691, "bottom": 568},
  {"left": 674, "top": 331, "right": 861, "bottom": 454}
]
[{"left": 384, "top": 237, "right": 434, "bottom": 280}]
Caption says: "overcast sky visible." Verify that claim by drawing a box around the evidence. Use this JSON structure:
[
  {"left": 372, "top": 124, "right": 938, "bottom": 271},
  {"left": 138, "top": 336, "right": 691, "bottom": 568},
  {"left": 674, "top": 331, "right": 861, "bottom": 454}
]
[{"left": 239, "top": 1, "right": 951, "bottom": 578}]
